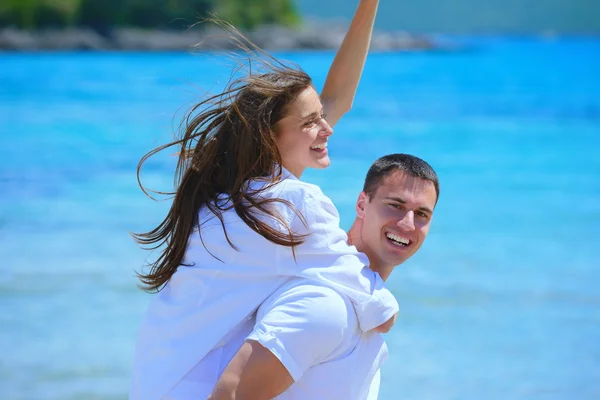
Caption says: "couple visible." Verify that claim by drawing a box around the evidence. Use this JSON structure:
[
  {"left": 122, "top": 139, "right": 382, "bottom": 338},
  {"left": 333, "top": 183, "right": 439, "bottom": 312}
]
[
  {"left": 130, "top": 0, "right": 439, "bottom": 398},
  {"left": 204, "top": 154, "right": 439, "bottom": 399}
]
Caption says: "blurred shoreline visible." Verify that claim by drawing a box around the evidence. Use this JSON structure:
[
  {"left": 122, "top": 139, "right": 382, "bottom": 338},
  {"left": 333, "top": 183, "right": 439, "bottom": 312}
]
[{"left": 0, "top": 24, "right": 440, "bottom": 52}]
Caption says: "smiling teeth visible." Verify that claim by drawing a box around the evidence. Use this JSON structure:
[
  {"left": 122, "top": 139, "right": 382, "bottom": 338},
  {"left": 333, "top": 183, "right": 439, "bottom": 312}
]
[
  {"left": 386, "top": 233, "right": 409, "bottom": 245},
  {"left": 311, "top": 142, "right": 328, "bottom": 150}
]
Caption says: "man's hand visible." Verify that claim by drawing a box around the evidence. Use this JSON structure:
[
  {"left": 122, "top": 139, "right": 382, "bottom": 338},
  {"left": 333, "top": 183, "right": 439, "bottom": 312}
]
[{"left": 372, "top": 312, "right": 397, "bottom": 334}]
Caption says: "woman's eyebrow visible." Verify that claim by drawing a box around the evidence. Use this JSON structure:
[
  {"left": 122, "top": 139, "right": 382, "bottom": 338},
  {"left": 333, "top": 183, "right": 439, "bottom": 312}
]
[{"left": 299, "top": 108, "right": 324, "bottom": 120}]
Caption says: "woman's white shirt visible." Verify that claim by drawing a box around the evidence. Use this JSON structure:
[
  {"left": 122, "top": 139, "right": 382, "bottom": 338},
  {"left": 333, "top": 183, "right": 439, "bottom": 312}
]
[{"left": 130, "top": 169, "right": 398, "bottom": 400}]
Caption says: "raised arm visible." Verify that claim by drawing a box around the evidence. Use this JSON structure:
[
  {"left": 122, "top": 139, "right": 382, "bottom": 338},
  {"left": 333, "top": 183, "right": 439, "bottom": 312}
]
[{"left": 320, "top": 0, "right": 380, "bottom": 127}]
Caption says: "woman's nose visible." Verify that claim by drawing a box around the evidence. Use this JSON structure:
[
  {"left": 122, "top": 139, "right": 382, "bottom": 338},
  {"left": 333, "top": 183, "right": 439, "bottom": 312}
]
[{"left": 320, "top": 118, "right": 333, "bottom": 136}]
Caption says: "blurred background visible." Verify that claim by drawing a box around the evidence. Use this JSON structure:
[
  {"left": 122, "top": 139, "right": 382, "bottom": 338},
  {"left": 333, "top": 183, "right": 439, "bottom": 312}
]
[{"left": 1, "top": 1, "right": 599, "bottom": 399}]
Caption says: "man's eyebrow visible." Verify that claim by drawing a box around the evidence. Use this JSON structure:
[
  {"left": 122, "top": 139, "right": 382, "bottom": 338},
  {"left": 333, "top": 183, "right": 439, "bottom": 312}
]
[{"left": 384, "top": 196, "right": 434, "bottom": 214}]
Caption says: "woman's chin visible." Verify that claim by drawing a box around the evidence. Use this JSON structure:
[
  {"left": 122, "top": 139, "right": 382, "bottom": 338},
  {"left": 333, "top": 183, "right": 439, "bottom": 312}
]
[{"left": 313, "top": 157, "right": 331, "bottom": 170}]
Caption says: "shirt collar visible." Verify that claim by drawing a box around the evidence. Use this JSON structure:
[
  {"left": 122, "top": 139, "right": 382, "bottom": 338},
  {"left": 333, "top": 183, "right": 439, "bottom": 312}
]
[
  {"left": 244, "top": 165, "right": 297, "bottom": 193},
  {"left": 279, "top": 165, "right": 298, "bottom": 181}
]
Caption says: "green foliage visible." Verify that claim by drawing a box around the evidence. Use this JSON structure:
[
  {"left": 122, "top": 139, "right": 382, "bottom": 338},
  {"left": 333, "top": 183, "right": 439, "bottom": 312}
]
[
  {"left": 0, "top": 0, "right": 81, "bottom": 29},
  {"left": 0, "top": 0, "right": 300, "bottom": 31},
  {"left": 216, "top": 0, "right": 300, "bottom": 30}
]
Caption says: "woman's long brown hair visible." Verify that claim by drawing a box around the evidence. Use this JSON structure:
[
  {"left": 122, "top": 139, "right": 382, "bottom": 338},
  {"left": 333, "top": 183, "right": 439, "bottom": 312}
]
[{"left": 133, "top": 23, "right": 312, "bottom": 292}]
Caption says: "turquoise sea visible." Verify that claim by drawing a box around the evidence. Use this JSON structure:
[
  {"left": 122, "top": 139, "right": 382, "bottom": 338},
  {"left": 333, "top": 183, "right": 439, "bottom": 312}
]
[{"left": 1, "top": 38, "right": 599, "bottom": 399}]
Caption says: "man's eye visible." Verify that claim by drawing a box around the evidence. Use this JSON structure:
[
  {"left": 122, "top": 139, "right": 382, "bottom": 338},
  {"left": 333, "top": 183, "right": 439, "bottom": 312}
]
[
  {"left": 389, "top": 203, "right": 402, "bottom": 209},
  {"left": 417, "top": 212, "right": 429, "bottom": 218}
]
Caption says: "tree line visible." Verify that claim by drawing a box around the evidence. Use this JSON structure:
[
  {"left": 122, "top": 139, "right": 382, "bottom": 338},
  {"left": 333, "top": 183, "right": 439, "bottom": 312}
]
[{"left": 0, "top": 0, "right": 300, "bottom": 32}]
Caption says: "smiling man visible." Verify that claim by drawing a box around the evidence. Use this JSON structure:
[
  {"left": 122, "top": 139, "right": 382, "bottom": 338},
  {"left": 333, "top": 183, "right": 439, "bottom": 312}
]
[
  {"left": 348, "top": 153, "right": 439, "bottom": 281},
  {"left": 208, "top": 153, "right": 440, "bottom": 400}
]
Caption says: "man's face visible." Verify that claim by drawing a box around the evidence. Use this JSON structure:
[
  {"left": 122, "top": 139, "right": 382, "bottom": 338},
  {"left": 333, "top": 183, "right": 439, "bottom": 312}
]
[{"left": 356, "top": 170, "right": 438, "bottom": 269}]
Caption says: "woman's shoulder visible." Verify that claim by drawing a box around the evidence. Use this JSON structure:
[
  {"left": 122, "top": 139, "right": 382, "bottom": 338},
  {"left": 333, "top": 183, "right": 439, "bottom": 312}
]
[
  {"left": 273, "top": 178, "right": 329, "bottom": 203},
  {"left": 276, "top": 179, "right": 340, "bottom": 224},
  {"left": 247, "top": 177, "right": 337, "bottom": 223}
]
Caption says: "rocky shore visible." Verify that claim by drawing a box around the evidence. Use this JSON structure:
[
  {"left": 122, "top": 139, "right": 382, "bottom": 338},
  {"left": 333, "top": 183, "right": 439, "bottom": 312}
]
[{"left": 0, "top": 24, "right": 440, "bottom": 51}]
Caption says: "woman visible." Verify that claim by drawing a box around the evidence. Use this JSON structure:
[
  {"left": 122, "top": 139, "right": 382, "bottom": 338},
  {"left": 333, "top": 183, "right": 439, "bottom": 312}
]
[{"left": 130, "top": 1, "right": 395, "bottom": 399}]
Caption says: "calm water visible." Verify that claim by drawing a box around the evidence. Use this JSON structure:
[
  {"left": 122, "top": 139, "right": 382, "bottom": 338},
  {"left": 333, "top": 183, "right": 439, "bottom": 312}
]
[{"left": 1, "top": 38, "right": 599, "bottom": 400}]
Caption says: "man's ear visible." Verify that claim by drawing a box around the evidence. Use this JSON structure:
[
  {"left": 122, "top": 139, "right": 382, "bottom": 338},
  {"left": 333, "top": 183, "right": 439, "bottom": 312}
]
[{"left": 356, "top": 192, "right": 368, "bottom": 219}]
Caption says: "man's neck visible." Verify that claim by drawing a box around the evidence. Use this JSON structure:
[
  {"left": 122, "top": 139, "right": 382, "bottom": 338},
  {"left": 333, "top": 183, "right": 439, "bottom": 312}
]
[{"left": 348, "top": 220, "right": 394, "bottom": 281}]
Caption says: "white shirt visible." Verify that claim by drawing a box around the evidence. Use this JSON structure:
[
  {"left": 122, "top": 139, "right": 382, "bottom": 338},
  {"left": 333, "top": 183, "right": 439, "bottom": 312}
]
[
  {"left": 130, "top": 169, "right": 398, "bottom": 400},
  {"left": 260, "top": 281, "right": 388, "bottom": 400},
  {"left": 166, "top": 278, "right": 388, "bottom": 399}
]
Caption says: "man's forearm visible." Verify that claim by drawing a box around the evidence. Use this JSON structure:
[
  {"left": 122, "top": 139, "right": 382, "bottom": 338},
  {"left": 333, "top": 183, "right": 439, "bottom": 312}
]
[{"left": 208, "top": 340, "right": 294, "bottom": 400}]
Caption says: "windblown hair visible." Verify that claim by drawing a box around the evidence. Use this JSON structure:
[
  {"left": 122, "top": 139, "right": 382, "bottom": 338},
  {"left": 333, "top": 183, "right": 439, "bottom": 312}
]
[
  {"left": 133, "top": 23, "right": 312, "bottom": 292},
  {"left": 363, "top": 153, "right": 440, "bottom": 203}
]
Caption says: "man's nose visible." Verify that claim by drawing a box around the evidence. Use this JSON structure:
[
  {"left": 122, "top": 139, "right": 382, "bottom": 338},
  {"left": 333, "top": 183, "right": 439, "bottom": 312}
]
[{"left": 397, "top": 211, "right": 415, "bottom": 231}]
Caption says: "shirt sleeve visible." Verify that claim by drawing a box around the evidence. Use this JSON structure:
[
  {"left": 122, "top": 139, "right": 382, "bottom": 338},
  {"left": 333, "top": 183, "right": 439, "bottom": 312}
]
[
  {"left": 275, "top": 187, "right": 399, "bottom": 332},
  {"left": 246, "top": 283, "right": 353, "bottom": 382}
]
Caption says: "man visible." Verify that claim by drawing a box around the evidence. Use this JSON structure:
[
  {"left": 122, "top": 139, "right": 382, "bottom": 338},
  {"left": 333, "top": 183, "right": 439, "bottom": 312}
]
[{"left": 209, "top": 153, "right": 440, "bottom": 399}]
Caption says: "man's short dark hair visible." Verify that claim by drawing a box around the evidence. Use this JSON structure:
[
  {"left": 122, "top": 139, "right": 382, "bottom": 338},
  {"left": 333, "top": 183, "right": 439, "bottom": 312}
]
[{"left": 363, "top": 154, "right": 440, "bottom": 203}]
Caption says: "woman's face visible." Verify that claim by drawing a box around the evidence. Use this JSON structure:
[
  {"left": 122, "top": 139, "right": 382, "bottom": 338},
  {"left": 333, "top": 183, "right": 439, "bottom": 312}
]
[{"left": 276, "top": 86, "right": 333, "bottom": 178}]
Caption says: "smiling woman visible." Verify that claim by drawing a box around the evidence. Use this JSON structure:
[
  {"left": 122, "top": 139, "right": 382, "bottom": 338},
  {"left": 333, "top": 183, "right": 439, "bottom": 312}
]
[
  {"left": 133, "top": 54, "right": 318, "bottom": 290},
  {"left": 129, "top": 3, "right": 397, "bottom": 399},
  {"left": 275, "top": 86, "right": 333, "bottom": 178}
]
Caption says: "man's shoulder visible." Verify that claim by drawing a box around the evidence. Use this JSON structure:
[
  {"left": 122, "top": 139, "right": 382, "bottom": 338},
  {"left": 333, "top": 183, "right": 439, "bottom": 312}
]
[
  {"left": 272, "top": 278, "right": 351, "bottom": 301},
  {"left": 254, "top": 278, "right": 360, "bottom": 367},
  {"left": 259, "top": 279, "right": 357, "bottom": 330}
]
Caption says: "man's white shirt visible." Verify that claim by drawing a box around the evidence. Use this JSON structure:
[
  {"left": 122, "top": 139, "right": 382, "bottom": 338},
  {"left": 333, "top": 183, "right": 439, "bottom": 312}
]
[{"left": 166, "top": 278, "right": 388, "bottom": 399}]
